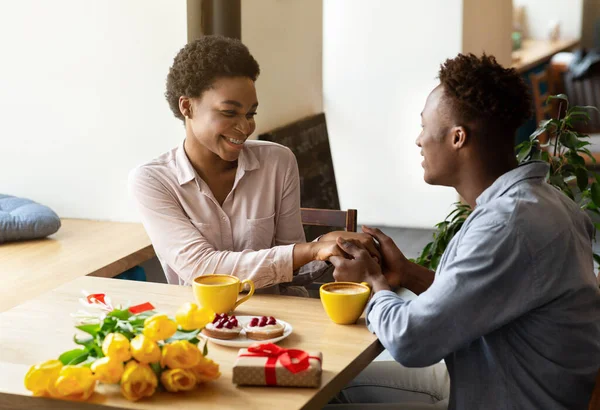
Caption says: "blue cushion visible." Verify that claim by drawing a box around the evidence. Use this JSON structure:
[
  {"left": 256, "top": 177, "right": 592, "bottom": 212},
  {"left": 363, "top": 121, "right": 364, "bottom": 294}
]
[{"left": 0, "top": 194, "right": 61, "bottom": 243}]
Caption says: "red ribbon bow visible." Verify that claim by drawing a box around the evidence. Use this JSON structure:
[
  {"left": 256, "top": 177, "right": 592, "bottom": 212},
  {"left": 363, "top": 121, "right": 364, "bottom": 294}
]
[{"left": 240, "top": 343, "right": 320, "bottom": 385}]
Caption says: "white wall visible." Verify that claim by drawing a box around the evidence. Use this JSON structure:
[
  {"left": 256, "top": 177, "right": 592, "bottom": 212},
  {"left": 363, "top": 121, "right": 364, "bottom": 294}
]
[
  {"left": 514, "top": 0, "right": 584, "bottom": 40},
  {"left": 0, "top": 0, "right": 186, "bottom": 222},
  {"left": 323, "top": 0, "right": 462, "bottom": 228},
  {"left": 241, "top": 0, "right": 323, "bottom": 137}
]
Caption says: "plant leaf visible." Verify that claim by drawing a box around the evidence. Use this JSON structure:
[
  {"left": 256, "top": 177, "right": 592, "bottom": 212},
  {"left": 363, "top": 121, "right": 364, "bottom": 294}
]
[
  {"left": 59, "top": 348, "right": 89, "bottom": 365},
  {"left": 571, "top": 105, "right": 600, "bottom": 114},
  {"left": 591, "top": 182, "right": 600, "bottom": 206},
  {"left": 165, "top": 329, "right": 200, "bottom": 343},
  {"left": 108, "top": 309, "right": 132, "bottom": 320},
  {"left": 203, "top": 339, "right": 209, "bottom": 356},
  {"left": 575, "top": 167, "right": 588, "bottom": 191},
  {"left": 73, "top": 334, "right": 95, "bottom": 348},
  {"left": 546, "top": 94, "right": 568, "bottom": 104},
  {"left": 516, "top": 142, "right": 532, "bottom": 163},
  {"left": 76, "top": 324, "right": 101, "bottom": 337}
]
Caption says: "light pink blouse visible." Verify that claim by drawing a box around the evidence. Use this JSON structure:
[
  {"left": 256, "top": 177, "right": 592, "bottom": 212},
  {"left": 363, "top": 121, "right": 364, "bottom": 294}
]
[{"left": 129, "top": 140, "right": 307, "bottom": 289}]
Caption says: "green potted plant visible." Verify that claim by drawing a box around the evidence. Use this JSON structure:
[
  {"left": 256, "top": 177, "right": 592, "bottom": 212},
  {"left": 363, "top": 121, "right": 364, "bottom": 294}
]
[{"left": 413, "top": 94, "right": 600, "bottom": 270}]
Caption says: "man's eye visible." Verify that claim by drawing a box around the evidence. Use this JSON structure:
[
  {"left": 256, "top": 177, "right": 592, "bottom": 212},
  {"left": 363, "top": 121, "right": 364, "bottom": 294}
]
[
  {"left": 246, "top": 112, "right": 257, "bottom": 119},
  {"left": 221, "top": 110, "right": 236, "bottom": 117}
]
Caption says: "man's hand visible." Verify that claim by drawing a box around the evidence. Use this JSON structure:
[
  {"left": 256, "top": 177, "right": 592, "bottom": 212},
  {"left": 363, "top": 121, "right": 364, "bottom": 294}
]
[
  {"left": 362, "top": 226, "right": 409, "bottom": 288},
  {"left": 329, "top": 238, "right": 390, "bottom": 293},
  {"left": 320, "top": 231, "right": 381, "bottom": 262}
]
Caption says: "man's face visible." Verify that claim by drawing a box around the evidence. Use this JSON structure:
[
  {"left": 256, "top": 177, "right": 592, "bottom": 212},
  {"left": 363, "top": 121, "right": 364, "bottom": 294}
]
[{"left": 416, "top": 86, "right": 460, "bottom": 186}]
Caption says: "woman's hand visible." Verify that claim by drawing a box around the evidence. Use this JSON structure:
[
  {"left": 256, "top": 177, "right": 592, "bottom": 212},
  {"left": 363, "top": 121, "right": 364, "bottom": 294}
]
[
  {"left": 312, "top": 241, "right": 348, "bottom": 261},
  {"left": 319, "top": 231, "right": 381, "bottom": 262}
]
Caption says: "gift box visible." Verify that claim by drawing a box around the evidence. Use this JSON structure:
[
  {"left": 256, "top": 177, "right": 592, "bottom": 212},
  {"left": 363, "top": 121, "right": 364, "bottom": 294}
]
[{"left": 232, "top": 343, "right": 322, "bottom": 387}]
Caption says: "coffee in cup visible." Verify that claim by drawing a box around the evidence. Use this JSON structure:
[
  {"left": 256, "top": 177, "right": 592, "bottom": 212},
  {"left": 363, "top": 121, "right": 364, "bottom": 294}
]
[{"left": 320, "top": 282, "right": 371, "bottom": 325}]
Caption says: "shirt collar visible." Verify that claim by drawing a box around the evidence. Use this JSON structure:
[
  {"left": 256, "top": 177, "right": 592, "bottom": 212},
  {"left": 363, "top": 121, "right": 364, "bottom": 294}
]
[
  {"left": 476, "top": 161, "right": 550, "bottom": 207},
  {"left": 175, "top": 140, "right": 261, "bottom": 186}
]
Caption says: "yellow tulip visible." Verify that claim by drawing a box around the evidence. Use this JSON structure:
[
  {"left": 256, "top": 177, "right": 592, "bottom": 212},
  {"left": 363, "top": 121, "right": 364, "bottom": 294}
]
[
  {"left": 190, "top": 355, "right": 221, "bottom": 384},
  {"left": 175, "top": 302, "right": 214, "bottom": 331},
  {"left": 130, "top": 334, "right": 161, "bottom": 364},
  {"left": 160, "top": 368, "right": 197, "bottom": 392},
  {"left": 102, "top": 333, "right": 132, "bottom": 362},
  {"left": 161, "top": 340, "right": 201, "bottom": 369},
  {"left": 120, "top": 361, "right": 158, "bottom": 402},
  {"left": 143, "top": 314, "right": 177, "bottom": 341},
  {"left": 47, "top": 365, "right": 96, "bottom": 401},
  {"left": 90, "top": 357, "right": 124, "bottom": 384},
  {"left": 24, "top": 359, "right": 63, "bottom": 396}
]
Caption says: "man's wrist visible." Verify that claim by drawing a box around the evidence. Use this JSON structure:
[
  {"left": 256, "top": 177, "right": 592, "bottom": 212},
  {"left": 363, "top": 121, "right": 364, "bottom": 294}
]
[{"left": 368, "top": 273, "right": 391, "bottom": 293}]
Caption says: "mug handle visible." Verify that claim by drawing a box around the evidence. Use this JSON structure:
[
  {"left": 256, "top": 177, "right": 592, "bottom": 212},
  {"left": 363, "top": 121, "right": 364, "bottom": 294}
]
[{"left": 234, "top": 279, "right": 255, "bottom": 310}]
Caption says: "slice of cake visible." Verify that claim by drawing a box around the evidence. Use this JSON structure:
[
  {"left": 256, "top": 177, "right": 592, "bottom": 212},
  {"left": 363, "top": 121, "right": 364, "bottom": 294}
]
[
  {"left": 243, "top": 316, "right": 285, "bottom": 340},
  {"left": 202, "top": 313, "right": 242, "bottom": 340}
]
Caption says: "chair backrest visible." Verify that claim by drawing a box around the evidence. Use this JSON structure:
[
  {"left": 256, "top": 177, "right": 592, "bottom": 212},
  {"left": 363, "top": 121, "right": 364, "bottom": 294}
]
[
  {"left": 590, "top": 368, "right": 600, "bottom": 410},
  {"left": 300, "top": 208, "right": 357, "bottom": 232}
]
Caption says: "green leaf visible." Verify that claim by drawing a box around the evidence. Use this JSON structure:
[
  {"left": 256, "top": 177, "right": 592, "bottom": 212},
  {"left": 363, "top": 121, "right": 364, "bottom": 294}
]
[
  {"left": 528, "top": 127, "right": 547, "bottom": 142},
  {"left": 560, "top": 131, "right": 580, "bottom": 150},
  {"left": 108, "top": 309, "right": 133, "bottom": 320},
  {"left": 591, "top": 182, "right": 600, "bottom": 205},
  {"left": 568, "top": 110, "right": 591, "bottom": 120},
  {"left": 73, "top": 334, "right": 95, "bottom": 348},
  {"left": 546, "top": 94, "right": 568, "bottom": 104},
  {"left": 576, "top": 167, "right": 588, "bottom": 192},
  {"left": 571, "top": 105, "right": 600, "bottom": 114},
  {"left": 567, "top": 151, "right": 586, "bottom": 166},
  {"left": 593, "top": 253, "right": 600, "bottom": 265},
  {"left": 516, "top": 142, "right": 532, "bottom": 163},
  {"left": 165, "top": 329, "right": 201, "bottom": 343},
  {"left": 202, "top": 339, "right": 209, "bottom": 356},
  {"left": 59, "top": 348, "right": 89, "bottom": 366},
  {"left": 76, "top": 324, "right": 101, "bottom": 337}
]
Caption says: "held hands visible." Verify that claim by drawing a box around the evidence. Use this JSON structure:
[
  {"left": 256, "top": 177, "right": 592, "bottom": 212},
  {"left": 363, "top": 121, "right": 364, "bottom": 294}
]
[
  {"left": 320, "top": 231, "right": 382, "bottom": 262},
  {"left": 361, "top": 226, "right": 409, "bottom": 289}
]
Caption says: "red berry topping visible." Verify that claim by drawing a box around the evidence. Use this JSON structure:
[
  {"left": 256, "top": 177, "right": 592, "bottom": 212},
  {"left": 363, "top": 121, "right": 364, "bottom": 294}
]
[
  {"left": 231, "top": 319, "right": 238, "bottom": 327},
  {"left": 261, "top": 316, "right": 267, "bottom": 321},
  {"left": 212, "top": 316, "right": 219, "bottom": 324},
  {"left": 230, "top": 315, "right": 236, "bottom": 320},
  {"left": 267, "top": 318, "right": 276, "bottom": 325},
  {"left": 225, "top": 321, "right": 234, "bottom": 329},
  {"left": 259, "top": 318, "right": 267, "bottom": 327},
  {"left": 215, "top": 320, "right": 224, "bottom": 329},
  {"left": 269, "top": 316, "right": 275, "bottom": 321},
  {"left": 250, "top": 318, "right": 259, "bottom": 327}
]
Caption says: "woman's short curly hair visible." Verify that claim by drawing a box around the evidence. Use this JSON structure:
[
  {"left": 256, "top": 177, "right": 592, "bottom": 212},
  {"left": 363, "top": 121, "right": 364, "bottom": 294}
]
[
  {"left": 165, "top": 35, "right": 260, "bottom": 121},
  {"left": 438, "top": 53, "right": 531, "bottom": 150}
]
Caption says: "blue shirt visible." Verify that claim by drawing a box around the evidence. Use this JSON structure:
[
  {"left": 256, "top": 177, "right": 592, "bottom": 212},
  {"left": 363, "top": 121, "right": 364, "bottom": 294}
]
[{"left": 366, "top": 161, "right": 600, "bottom": 409}]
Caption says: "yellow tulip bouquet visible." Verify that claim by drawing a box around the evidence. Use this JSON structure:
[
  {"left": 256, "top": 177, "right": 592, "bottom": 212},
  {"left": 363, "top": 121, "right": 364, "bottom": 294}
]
[{"left": 24, "top": 293, "right": 220, "bottom": 402}]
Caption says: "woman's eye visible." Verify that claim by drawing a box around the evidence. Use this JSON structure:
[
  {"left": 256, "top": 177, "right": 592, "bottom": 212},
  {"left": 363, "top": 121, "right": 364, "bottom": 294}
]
[{"left": 221, "top": 110, "right": 236, "bottom": 117}]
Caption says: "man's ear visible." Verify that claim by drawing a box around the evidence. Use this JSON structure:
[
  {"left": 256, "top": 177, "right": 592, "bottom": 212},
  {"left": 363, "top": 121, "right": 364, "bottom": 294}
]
[
  {"left": 179, "top": 97, "right": 192, "bottom": 119},
  {"left": 451, "top": 126, "right": 467, "bottom": 149}
]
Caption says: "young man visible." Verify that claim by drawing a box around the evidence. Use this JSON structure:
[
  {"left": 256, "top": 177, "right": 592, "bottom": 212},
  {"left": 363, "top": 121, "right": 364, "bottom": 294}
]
[{"left": 328, "top": 54, "right": 600, "bottom": 409}]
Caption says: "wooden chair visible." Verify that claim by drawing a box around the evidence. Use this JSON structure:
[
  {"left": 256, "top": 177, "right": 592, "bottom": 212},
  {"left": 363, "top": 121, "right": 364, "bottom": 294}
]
[
  {"left": 300, "top": 208, "right": 357, "bottom": 233},
  {"left": 300, "top": 208, "right": 357, "bottom": 297}
]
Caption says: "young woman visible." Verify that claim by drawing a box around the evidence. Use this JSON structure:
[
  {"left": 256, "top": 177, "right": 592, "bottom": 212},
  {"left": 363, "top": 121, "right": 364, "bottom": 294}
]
[{"left": 129, "top": 36, "right": 375, "bottom": 295}]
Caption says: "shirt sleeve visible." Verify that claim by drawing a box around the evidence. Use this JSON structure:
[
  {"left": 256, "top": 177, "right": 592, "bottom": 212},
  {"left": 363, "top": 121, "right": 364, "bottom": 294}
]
[
  {"left": 365, "top": 221, "right": 539, "bottom": 367},
  {"left": 272, "top": 148, "right": 330, "bottom": 282},
  {"left": 129, "top": 167, "right": 294, "bottom": 288}
]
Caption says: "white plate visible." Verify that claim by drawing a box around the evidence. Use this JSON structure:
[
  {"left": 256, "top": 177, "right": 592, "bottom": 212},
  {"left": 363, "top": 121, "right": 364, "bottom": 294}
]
[{"left": 199, "top": 316, "right": 293, "bottom": 348}]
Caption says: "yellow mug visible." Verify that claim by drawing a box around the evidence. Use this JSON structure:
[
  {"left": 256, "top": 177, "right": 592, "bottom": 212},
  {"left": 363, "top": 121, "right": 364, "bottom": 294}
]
[
  {"left": 193, "top": 275, "right": 255, "bottom": 314},
  {"left": 320, "top": 282, "right": 371, "bottom": 325}
]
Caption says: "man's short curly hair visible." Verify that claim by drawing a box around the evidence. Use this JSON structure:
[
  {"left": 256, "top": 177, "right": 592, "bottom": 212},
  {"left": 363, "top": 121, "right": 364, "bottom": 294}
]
[
  {"left": 438, "top": 53, "right": 531, "bottom": 150},
  {"left": 165, "top": 35, "right": 260, "bottom": 121}
]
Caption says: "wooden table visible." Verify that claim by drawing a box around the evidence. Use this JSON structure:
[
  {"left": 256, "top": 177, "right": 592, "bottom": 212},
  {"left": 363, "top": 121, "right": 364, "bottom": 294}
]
[
  {"left": 0, "top": 219, "right": 154, "bottom": 313},
  {"left": 0, "top": 276, "right": 383, "bottom": 410},
  {"left": 511, "top": 38, "right": 580, "bottom": 73}
]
